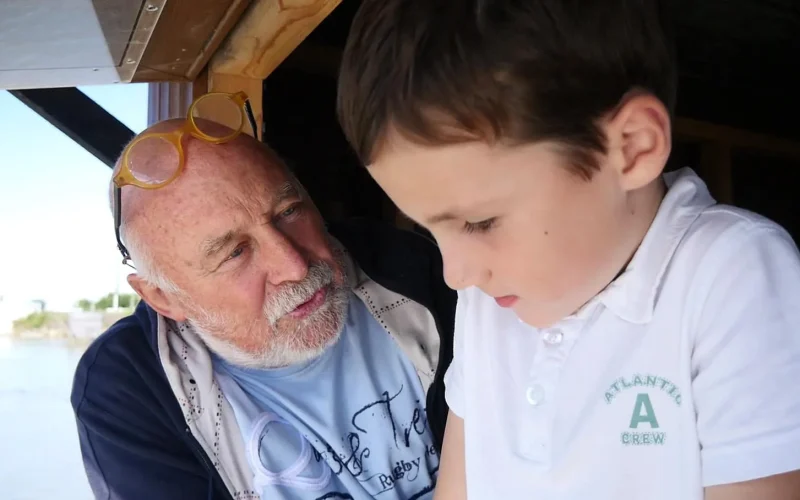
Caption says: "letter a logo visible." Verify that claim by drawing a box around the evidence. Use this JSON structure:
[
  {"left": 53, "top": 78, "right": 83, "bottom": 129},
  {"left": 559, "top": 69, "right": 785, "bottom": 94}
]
[{"left": 629, "top": 393, "right": 659, "bottom": 429}]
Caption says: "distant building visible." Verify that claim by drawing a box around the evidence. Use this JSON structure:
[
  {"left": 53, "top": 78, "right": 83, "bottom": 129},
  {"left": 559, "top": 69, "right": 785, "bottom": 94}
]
[
  {"left": 0, "top": 295, "right": 6, "bottom": 335},
  {"left": 67, "top": 311, "right": 104, "bottom": 340}
]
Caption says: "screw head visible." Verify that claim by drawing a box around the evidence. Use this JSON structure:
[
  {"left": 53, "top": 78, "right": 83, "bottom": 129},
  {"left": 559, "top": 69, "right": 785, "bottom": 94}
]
[{"left": 145, "top": 4, "right": 159, "bottom": 12}]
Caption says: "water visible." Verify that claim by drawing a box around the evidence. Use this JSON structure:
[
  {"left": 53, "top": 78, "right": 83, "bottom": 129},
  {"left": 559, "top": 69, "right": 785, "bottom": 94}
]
[{"left": 0, "top": 336, "right": 93, "bottom": 499}]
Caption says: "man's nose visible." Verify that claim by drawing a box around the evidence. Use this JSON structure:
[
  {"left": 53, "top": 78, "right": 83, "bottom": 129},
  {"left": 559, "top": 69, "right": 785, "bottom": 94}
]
[{"left": 258, "top": 227, "right": 309, "bottom": 285}]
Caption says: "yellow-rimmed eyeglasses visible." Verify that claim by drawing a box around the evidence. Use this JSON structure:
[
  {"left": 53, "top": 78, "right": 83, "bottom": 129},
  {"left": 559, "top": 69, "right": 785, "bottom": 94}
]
[{"left": 112, "top": 91, "right": 258, "bottom": 267}]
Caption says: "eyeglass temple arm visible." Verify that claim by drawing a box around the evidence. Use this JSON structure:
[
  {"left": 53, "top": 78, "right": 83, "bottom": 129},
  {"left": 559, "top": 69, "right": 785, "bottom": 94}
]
[
  {"left": 244, "top": 100, "right": 259, "bottom": 141},
  {"left": 113, "top": 185, "right": 132, "bottom": 263}
]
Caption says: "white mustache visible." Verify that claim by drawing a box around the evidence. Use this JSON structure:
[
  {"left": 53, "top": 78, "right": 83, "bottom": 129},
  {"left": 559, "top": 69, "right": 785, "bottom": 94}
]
[{"left": 264, "top": 261, "right": 336, "bottom": 324}]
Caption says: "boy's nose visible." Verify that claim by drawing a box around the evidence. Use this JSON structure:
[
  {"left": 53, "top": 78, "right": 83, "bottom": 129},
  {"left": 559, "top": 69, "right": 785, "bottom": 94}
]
[{"left": 441, "top": 244, "right": 489, "bottom": 291}]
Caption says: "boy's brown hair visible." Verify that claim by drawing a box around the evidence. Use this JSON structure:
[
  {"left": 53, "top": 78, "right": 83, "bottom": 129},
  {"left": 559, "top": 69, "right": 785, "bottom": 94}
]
[{"left": 336, "top": 0, "right": 676, "bottom": 178}]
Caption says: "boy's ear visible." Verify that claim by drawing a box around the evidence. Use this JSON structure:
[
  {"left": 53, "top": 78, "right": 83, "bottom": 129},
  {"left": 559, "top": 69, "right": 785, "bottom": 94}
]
[
  {"left": 604, "top": 93, "right": 671, "bottom": 192},
  {"left": 127, "top": 273, "right": 187, "bottom": 322}
]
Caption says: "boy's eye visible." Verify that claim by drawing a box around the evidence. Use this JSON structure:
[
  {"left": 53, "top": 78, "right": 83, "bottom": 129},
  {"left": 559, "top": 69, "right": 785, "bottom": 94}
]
[{"left": 463, "top": 217, "right": 497, "bottom": 234}]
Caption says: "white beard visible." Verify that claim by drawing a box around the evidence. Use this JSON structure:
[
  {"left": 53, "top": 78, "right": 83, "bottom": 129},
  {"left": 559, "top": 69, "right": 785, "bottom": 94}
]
[
  {"left": 188, "top": 285, "right": 350, "bottom": 369},
  {"left": 182, "top": 241, "right": 354, "bottom": 370}
]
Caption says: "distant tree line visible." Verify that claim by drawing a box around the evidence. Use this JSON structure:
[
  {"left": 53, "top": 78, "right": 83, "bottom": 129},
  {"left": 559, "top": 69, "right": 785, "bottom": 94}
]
[
  {"left": 12, "top": 311, "right": 68, "bottom": 334},
  {"left": 75, "top": 293, "right": 140, "bottom": 312},
  {"left": 10, "top": 294, "right": 141, "bottom": 336}
]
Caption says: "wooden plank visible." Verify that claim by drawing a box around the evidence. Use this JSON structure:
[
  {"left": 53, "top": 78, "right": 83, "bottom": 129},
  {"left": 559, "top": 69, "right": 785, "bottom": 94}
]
[
  {"left": 0, "top": 0, "right": 162, "bottom": 89},
  {"left": 211, "top": 0, "right": 342, "bottom": 80},
  {"left": 698, "top": 141, "right": 734, "bottom": 204},
  {"left": 192, "top": 68, "right": 209, "bottom": 102},
  {"left": 274, "top": 49, "right": 796, "bottom": 160},
  {"left": 186, "top": 0, "right": 254, "bottom": 80},
  {"left": 119, "top": 0, "right": 167, "bottom": 84},
  {"left": 132, "top": 0, "right": 251, "bottom": 82},
  {"left": 91, "top": 0, "right": 145, "bottom": 66},
  {"left": 230, "top": 43, "right": 800, "bottom": 164},
  {"left": 10, "top": 88, "right": 133, "bottom": 168},
  {"left": 675, "top": 117, "right": 800, "bottom": 160},
  {"left": 282, "top": 43, "right": 342, "bottom": 76}
]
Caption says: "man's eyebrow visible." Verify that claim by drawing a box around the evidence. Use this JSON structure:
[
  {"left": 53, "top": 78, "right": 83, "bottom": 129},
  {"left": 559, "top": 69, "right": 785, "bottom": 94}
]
[
  {"left": 199, "top": 183, "right": 300, "bottom": 260},
  {"left": 274, "top": 181, "right": 300, "bottom": 205},
  {"left": 200, "top": 230, "right": 238, "bottom": 259}
]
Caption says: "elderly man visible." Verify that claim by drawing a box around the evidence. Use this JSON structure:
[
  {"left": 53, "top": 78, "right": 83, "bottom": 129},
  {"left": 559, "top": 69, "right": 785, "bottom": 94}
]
[{"left": 71, "top": 112, "right": 454, "bottom": 500}]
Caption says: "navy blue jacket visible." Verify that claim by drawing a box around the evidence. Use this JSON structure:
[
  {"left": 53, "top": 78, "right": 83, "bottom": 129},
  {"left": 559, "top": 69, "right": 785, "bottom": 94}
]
[{"left": 71, "top": 220, "right": 456, "bottom": 500}]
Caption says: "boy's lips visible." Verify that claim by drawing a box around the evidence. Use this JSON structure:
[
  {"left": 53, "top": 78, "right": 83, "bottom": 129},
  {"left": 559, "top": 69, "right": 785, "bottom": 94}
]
[{"left": 494, "top": 295, "right": 519, "bottom": 308}]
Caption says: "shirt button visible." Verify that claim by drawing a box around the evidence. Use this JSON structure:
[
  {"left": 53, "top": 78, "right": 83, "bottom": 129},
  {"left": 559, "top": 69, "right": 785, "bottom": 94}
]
[
  {"left": 542, "top": 330, "right": 564, "bottom": 346},
  {"left": 526, "top": 384, "right": 546, "bottom": 406}
]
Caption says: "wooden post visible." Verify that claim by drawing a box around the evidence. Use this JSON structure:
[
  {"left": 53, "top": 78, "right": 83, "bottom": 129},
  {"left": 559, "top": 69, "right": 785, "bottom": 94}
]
[
  {"left": 674, "top": 118, "right": 800, "bottom": 158},
  {"left": 192, "top": 68, "right": 209, "bottom": 102},
  {"left": 673, "top": 117, "right": 800, "bottom": 205},
  {"left": 210, "top": 0, "right": 342, "bottom": 80},
  {"left": 193, "top": 0, "right": 341, "bottom": 137},
  {"left": 698, "top": 141, "right": 734, "bottom": 204}
]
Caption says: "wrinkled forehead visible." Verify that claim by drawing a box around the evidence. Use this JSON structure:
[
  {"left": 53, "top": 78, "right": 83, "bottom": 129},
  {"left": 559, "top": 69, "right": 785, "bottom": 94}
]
[{"left": 134, "top": 154, "right": 297, "bottom": 270}]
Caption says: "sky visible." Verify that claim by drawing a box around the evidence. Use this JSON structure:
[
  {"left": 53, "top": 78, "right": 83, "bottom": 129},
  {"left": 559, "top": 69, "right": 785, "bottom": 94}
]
[{"left": 0, "top": 84, "right": 148, "bottom": 313}]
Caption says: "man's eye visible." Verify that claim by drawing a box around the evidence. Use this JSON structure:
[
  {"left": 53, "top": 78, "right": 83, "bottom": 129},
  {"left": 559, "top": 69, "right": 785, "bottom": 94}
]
[
  {"left": 279, "top": 203, "right": 302, "bottom": 219},
  {"left": 463, "top": 218, "right": 497, "bottom": 234},
  {"left": 226, "top": 244, "right": 248, "bottom": 262}
]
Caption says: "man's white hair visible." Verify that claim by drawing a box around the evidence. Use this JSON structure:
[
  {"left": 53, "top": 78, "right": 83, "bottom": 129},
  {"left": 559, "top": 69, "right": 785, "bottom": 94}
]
[{"left": 120, "top": 222, "right": 181, "bottom": 294}]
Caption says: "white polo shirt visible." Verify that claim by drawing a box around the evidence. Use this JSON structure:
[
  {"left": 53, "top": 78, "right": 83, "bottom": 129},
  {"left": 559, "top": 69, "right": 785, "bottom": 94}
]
[{"left": 444, "top": 167, "right": 800, "bottom": 499}]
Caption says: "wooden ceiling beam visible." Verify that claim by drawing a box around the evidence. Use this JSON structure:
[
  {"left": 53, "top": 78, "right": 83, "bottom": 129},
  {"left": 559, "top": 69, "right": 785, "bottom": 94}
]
[
  {"left": 273, "top": 42, "right": 800, "bottom": 162},
  {"left": 133, "top": 0, "right": 253, "bottom": 83},
  {"left": 674, "top": 118, "right": 800, "bottom": 160},
  {"left": 674, "top": 118, "right": 800, "bottom": 205},
  {"left": 281, "top": 43, "right": 343, "bottom": 77},
  {"left": 194, "top": 0, "right": 341, "bottom": 138},
  {"left": 10, "top": 88, "right": 133, "bottom": 169},
  {"left": 211, "top": 0, "right": 342, "bottom": 81}
]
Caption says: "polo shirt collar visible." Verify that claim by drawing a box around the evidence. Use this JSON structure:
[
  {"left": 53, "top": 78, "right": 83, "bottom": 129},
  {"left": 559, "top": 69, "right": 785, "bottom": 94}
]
[{"left": 597, "top": 167, "right": 716, "bottom": 324}]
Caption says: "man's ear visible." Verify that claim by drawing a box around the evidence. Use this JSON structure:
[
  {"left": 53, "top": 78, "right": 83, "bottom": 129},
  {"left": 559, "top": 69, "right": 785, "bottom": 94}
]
[
  {"left": 604, "top": 92, "right": 671, "bottom": 192},
  {"left": 127, "top": 274, "right": 188, "bottom": 322}
]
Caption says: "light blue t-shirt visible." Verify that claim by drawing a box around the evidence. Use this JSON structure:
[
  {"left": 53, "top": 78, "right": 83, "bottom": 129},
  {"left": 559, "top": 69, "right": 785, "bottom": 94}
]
[{"left": 214, "top": 294, "right": 439, "bottom": 500}]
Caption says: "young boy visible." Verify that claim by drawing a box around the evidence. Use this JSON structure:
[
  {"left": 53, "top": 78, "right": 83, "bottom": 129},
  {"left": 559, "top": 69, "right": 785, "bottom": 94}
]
[{"left": 335, "top": 0, "right": 800, "bottom": 499}]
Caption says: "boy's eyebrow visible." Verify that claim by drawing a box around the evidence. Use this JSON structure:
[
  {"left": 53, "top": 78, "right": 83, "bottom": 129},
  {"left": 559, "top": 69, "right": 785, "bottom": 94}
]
[
  {"left": 424, "top": 200, "right": 500, "bottom": 225},
  {"left": 395, "top": 207, "right": 459, "bottom": 226},
  {"left": 425, "top": 211, "right": 460, "bottom": 225}
]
